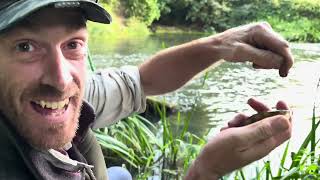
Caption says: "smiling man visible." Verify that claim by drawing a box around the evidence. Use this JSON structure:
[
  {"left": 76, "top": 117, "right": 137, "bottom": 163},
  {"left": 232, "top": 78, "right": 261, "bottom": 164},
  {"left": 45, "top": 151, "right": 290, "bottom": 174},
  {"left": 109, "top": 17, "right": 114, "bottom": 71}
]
[
  {"left": 0, "top": 0, "right": 293, "bottom": 180},
  {"left": 0, "top": 7, "right": 87, "bottom": 151},
  {"left": 0, "top": 1, "right": 114, "bottom": 179}
]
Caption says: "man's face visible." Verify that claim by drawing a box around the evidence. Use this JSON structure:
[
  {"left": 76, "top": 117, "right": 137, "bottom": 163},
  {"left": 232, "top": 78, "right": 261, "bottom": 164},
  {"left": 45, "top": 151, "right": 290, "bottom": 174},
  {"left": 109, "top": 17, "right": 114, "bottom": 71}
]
[{"left": 0, "top": 8, "right": 88, "bottom": 150}]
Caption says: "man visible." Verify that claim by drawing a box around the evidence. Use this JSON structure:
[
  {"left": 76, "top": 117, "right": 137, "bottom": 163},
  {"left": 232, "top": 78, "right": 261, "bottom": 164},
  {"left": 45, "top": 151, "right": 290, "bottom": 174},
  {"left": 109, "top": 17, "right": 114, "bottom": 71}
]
[{"left": 0, "top": 0, "right": 293, "bottom": 180}]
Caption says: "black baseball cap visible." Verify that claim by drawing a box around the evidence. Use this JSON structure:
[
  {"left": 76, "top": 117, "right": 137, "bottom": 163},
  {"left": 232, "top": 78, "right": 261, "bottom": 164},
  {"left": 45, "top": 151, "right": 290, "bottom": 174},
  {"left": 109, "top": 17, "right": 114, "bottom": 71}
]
[{"left": 0, "top": 0, "right": 112, "bottom": 32}]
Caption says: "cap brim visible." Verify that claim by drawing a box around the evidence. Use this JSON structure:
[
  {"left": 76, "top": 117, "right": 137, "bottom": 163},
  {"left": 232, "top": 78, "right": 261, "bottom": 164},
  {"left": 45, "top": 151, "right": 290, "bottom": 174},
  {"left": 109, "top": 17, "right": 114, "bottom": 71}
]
[{"left": 0, "top": 0, "right": 112, "bottom": 32}]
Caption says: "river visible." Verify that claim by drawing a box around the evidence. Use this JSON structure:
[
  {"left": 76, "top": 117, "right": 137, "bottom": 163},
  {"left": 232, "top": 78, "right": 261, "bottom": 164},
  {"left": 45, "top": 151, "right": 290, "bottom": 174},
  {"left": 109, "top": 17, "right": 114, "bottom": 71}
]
[{"left": 89, "top": 33, "right": 320, "bottom": 177}]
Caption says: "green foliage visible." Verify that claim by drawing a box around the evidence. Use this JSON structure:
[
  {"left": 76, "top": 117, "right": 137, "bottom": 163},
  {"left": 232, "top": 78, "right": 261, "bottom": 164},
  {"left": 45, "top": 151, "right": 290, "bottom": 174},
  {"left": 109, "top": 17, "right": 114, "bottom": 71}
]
[
  {"left": 266, "top": 16, "right": 320, "bottom": 42},
  {"left": 100, "top": 0, "right": 119, "bottom": 9},
  {"left": 90, "top": 3, "right": 150, "bottom": 36},
  {"left": 87, "top": 2, "right": 150, "bottom": 50},
  {"left": 94, "top": 70, "right": 209, "bottom": 179},
  {"left": 154, "top": 100, "right": 206, "bottom": 179},
  {"left": 125, "top": 17, "right": 151, "bottom": 36},
  {"left": 156, "top": 0, "right": 319, "bottom": 42},
  {"left": 278, "top": 0, "right": 320, "bottom": 19},
  {"left": 229, "top": 0, "right": 320, "bottom": 42},
  {"left": 259, "top": 0, "right": 320, "bottom": 42},
  {"left": 95, "top": 115, "right": 161, "bottom": 170},
  {"left": 185, "top": 0, "right": 231, "bottom": 31},
  {"left": 226, "top": 0, "right": 273, "bottom": 28},
  {"left": 158, "top": 0, "right": 231, "bottom": 31},
  {"left": 121, "top": 0, "right": 161, "bottom": 26},
  {"left": 94, "top": 0, "right": 320, "bottom": 42},
  {"left": 96, "top": 112, "right": 205, "bottom": 179}
]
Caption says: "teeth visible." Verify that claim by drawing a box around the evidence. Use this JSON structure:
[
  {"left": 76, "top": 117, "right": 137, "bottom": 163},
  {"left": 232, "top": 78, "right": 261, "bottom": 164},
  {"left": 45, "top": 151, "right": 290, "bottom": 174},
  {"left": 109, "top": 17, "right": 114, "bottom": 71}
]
[
  {"left": 40, "top": 101, "right": 45, "bottom": 108},
  {"left": 35, "top": 99, "right": 69, "bottom": 110},
  {"left": 58, "top": 101, "right": 65, "bottom": 109},
  {"left": 52, "top": 102, "right": 58, "bottom": 109}
]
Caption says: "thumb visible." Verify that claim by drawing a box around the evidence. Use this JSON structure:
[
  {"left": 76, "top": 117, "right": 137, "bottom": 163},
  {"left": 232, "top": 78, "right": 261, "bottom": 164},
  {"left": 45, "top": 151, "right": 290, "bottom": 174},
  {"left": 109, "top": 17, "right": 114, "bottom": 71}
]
[
  {"left": 234, "top": 116, "right": 291, "bottom": 163},
  {"left": 236, "top": 115, "right": 290, "bottom": 150},
  {"left": 241, "top": 129, "right": 291, "bottom": 162}
]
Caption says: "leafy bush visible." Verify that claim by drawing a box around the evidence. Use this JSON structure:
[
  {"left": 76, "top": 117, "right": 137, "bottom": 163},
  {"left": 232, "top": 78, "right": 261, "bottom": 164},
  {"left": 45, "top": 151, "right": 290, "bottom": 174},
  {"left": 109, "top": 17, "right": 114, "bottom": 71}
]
[
  {"left": 156, "top": 0, "right": 320, "bottom": 42},
  {"left": 121, "top": 0, "right": 161, "bottom": 26},
  {"left": 87, "top": 5, "right": 150, "bottom": 56},
  {"left": 158, "top": 0, "right": 263, "bottom": 28},
  {"left": 185, "top": 0, "right": 231, "bottom": 31},
  {"left": 277, "top": 0, "right": 320, "bottom": 19},
  {"left": 101, "top": 0, "right": 119, "bottom": 9},
  {"left": 259, "top": 0, "right": 320, "bottom": 42},
  {"left": 266, "top": 16, "right": 320, "bottom": 42},
  {"left": 98, "top": 0, "right": 320, "bottom": 42},
  {"left": 228, "top": 0, "right": 273, "bottom": 24},
  {"left": 157, "top": 0, "right": 231, "bottom": 31}
]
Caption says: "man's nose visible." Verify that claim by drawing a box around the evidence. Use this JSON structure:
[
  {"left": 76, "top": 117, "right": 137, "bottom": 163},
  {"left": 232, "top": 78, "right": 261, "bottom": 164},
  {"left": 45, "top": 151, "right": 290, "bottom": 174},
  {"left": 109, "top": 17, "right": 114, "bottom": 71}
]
[{"left": 41, "top": 49, "right": 73, "bottom": 92}]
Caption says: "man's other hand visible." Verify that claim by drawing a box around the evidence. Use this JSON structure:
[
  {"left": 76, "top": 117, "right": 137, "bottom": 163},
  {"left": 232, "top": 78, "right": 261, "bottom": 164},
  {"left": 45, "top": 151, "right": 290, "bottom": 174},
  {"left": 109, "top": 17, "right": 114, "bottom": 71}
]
[
  {"left": 185, "top": 98, "right": 292, "bottom": 180},
  {"left": 209, "top": 22, "right": 294, "bottom": 77}
]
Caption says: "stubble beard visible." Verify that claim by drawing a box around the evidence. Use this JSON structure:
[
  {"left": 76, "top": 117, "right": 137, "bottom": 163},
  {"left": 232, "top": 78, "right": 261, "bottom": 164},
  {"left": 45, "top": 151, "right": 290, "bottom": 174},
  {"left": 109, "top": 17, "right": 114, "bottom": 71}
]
[{"left": 0, "top": 79, "right": 83, "bottom": 150}]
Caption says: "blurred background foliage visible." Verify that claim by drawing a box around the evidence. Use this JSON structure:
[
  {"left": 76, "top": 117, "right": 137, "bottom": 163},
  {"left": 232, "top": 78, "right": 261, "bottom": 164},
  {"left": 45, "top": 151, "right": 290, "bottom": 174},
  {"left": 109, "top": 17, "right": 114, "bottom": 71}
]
[{"left": 99, "top": 0, "right": 320, "bottom": 42}]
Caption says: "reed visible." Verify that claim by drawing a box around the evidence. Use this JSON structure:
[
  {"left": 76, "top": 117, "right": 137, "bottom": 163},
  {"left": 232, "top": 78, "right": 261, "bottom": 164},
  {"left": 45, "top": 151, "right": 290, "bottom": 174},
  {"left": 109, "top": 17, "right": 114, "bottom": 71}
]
[{"left": 94, "top": 67, "right": 209, "bottom": 179}]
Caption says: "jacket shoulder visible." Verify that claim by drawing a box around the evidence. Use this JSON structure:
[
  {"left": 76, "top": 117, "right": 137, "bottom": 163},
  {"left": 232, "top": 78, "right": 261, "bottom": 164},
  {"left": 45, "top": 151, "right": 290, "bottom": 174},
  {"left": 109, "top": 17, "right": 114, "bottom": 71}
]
[{"left": 0, "top": 120, "right": 34, "bottom": 179}]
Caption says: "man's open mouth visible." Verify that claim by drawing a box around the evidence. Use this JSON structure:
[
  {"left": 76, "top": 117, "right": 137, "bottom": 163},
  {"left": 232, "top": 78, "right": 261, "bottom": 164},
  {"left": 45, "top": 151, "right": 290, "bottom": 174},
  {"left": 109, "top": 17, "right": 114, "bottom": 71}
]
[{"left": 31, "top": 99, "right": 70, "bottom": 116}]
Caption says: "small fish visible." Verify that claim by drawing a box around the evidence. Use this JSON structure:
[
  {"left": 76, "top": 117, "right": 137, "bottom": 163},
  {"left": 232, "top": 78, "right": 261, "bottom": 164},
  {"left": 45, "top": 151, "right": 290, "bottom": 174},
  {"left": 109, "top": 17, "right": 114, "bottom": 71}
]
[{"left": 239, "top": 110, "right": 291, "bottom": 127}]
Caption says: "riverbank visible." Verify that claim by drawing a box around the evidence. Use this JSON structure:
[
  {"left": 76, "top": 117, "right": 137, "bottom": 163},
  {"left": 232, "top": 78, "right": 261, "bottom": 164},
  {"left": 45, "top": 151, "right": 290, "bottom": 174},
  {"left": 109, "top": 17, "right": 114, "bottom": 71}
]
[
  {"left": 91, "top": 1, "right": 319, "bottom": 43},
  {"left": 89, "top": 18, "right": 319, "bottom": 45}
]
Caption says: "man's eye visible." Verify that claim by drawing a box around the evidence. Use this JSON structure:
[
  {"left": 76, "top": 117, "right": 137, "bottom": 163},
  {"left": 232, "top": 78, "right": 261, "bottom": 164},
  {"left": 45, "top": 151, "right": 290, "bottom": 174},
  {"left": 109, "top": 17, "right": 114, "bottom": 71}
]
[
  {"left": 67, "top": 42, "right": 80, "bottom": 49},
  {"left": 63, "top": 40, "right": 86, "bottom": 60},
  {"left": 16, "top": 42, "right": 35, "bottom": 52}
]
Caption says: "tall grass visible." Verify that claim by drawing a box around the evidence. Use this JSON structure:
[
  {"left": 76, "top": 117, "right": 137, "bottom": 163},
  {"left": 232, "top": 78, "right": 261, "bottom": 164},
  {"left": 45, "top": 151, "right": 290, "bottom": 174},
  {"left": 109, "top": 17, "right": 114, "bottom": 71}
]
[
  {"left": 95, "top": 115, "right": 160, "bottom": 171},
  {"left": 94, "top": 65, "right": 209, "bottom": 179},
  {"left": 94, "top": 109, "right": 206, "bottom": 179}
]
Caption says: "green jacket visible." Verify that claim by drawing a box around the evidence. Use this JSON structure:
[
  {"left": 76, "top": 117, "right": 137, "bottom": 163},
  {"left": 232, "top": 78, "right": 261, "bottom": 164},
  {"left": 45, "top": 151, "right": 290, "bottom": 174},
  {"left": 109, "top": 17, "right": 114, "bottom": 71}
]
[{"left": 0, "top": 102, "right": 108, "bottom": 180}]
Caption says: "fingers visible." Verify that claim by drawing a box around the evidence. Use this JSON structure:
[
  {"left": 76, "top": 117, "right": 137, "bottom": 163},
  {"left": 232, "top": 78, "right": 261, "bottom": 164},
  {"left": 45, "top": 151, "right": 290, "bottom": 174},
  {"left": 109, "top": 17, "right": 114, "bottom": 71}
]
[
  {"left": 225, "top": 98, "right": 287, "bottom": 129},
  {"left": 249, "top": 22, "right": 294, "bottom": 77},
  {"left": 276, "top": 100, "right": 289, "bottom": 110},
  {"left": 221, "top": 114, "right": 247, "bottom": 131},
  {"left": 220, "top": 126, "right": 228, "bottom": 131},
  {"left": 219, "top": 22, "right": 294, "bottom": 77},
  {"left": 250, "top": 23, "right": 289, "bottom": 53},
  {"left": 241, "top": 129, "right": 291, "bottom": 162},
  {"left": 247, "top": 98, "right": 270, "bottom": 112},
  {"left": 247, "top": 98, "right": 289, "bottom": 112},
  {"left": 234, "top": 43, "right": 284, "bottom": 69},
  {"left": 225, "top": 98, "right": 290, "bottom": 131},
  {"left": 236, "top": 115, "right": 291, "bottom": 150},
  {"left": 279, "top": 48, "right": 294, "bottom": 77},
  {"left": 252, "top": 64, "right": 264, "bottom": 69},
  {"left": 276, "top": 101, "right": 293, "bottom": 122},
  {"left": 227, "top": 113, "right": 249, "bottom": 128}
]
